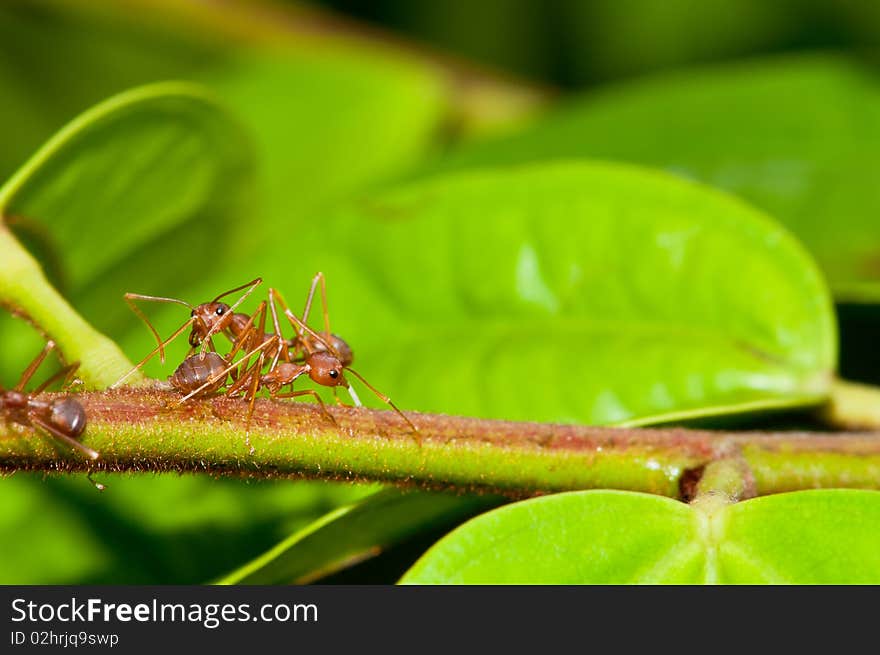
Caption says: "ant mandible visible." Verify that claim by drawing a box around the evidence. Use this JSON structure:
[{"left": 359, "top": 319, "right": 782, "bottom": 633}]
[{"left": 0, "top": 340, "right": 97, "bottom": 460}]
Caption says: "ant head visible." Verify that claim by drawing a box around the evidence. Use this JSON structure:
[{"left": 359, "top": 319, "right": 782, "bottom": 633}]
[
  {"left": 50, "top": 397, "right": 87, "bottom": 438},
  {"left": 188, "top": 302, "right": 232, "bottom": 346},
  {"left": 307, "top": 351, "right": 348, "bottom": 387}
]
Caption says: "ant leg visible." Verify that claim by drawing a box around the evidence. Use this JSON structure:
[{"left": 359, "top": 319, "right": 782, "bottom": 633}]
[
  {"left": 15, "top": 341, "right": 56, "bottom": 391},
  {"left": 272, "top": 389, "right": 338, "bottom": 427},
  {"left": 332, "top": 387, "right": 347, "bottom": 407},
  {"left": 331, "top": 386, "right": 362, "bottom": 407},
  {"left": 226, "top": 355, "right": 264, "bottom": 397},
  {"left": 110, "top": 317, "right": 196, "bottom": 388},
  {"left": 34, "top": 361, "right": 81, "bottom": 393},
  {"left": 301, "top": 272, "right": 331, "bottom": 338},
  {"left": 31, "top": 417, "right": 99, "bottom": 460},
  {"left": 87, "top": 472, "right": 106, "bottom": 491},
  {"left": 199, "top": 278, "right": 263, "bottom": 356},
  {"left": 223, "top": 347, "right": 267, "bottom": 452},
  {"left": 224, "top": 301, "right": 268, "bottom": 382},
  {"left": 283, "top": 309, "right": 337, "bottom": 357},
  {"left": 124, "top": 293, "right": 193, "bottom": 364},
  {"left": 242, "top": 350, "right": 268, "bottom": 454},
  {"left": 345, "top": 368, "right": 418, "bottom": 433},
  {"left": 267, "top": 288, "right": 292, "bottom": 368},
  {"left": 270, "top": 288, "right": 309, "bottom": 360}
]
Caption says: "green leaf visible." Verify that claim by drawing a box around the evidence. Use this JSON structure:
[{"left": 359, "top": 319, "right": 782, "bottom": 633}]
[
  {"left": 400, "top": 489, "right": 880, "bottom": 583},
  {"left": 428, "top": 56, "right": 880, "bottom": 302},
  {"left": 717, "top": 489, "right": 880, "bottom": 583},
  {"left": 219, "top": 489, "right": 501, "bottom": 585},
  {"left": 0, "top": 81, "right": 252, "bottom": 291},
  {"left": 401, "top": 491, "right": 703, "bottom": 583},
  {"left": 263, "top": 161, "right": 835, "bottom": 426},
  {"left": 0, "top": 82, "right": 252, "bottom": 386},
  {"left": 205, "top": 50, "right": 446, "bottom": 228}
]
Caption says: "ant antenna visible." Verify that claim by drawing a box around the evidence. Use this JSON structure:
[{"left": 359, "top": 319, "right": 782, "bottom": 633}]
[
  {"left": 198, "top": 278, "right": 263, "bottom": 356},
  {"left": 124, "top": 293, "right": 193, "bottom": 364},
  {"left": 284, "top": 310, "right": 418, "bottom": 433},
  {"left": 111, "top": 317, "right": 197, "bottom": 388},
  {"left": 211, "top": 277, "right": 262, "bottom": 304},
  {"left": 345, "top": 367, "right": 418, "bottom": 433}
]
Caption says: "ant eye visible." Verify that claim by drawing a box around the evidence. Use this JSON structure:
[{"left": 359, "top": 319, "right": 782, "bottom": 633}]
[
  {"left": 190, "top": 310, "right": 196, "bottom": 317},
  {"left": 329, "top": 370, "right": 338, "bottom": 379},
  {"left": 215, "top": 307, "right": 225, "bottom": 316}
]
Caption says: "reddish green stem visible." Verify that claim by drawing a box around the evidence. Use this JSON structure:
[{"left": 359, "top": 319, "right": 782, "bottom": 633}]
[{"left": 2, "top": 389, "right": 880, "bottom": 498}]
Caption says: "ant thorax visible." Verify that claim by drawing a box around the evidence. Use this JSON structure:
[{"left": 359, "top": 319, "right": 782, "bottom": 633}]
[{"left": 1, "top": 389, "right": 29, "bottom": 412}]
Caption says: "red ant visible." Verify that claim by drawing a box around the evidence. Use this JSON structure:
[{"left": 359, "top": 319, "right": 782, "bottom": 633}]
[
  {"left": 253, "top": 274, "right": 417, "bottom": 433},
  {"left": 164, "top": 301, "right": 279, "bottom": 402},
  {"left": 0, "top": 340, "right": 97, "bottom": 460},
  {"left": 112, "top": 278, "right": 271, "bottom": 388},
  {"left": 160, "top": 302, "right": 282, "bottom": 452}
]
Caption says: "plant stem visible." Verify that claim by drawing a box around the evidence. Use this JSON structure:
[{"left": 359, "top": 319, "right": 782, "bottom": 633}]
[
  {"left": 3, "top": 389, "right": 880, "bottom": 498},
  {"left": 691, "top": 456, "right": 756, "bottom": 505},
  {"left": 0, "top": 225, "right": 138, "bottom": 388},
  {"left": 817, "top": 378, "right": 880, "bottom": 430}
]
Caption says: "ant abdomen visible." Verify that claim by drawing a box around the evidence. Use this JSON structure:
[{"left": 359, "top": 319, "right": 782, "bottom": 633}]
[
  {"left": 314, "top": 334, "right": 354, "bottom": 367},
  {"left": 49, "top": 397, "right": 86, "bottom": 438},
  {"left": 169, "top": 353, "right": 229, "bottom": 396},
  {"left": 0, "top": 341, "right": 98, "bottom": 460}
]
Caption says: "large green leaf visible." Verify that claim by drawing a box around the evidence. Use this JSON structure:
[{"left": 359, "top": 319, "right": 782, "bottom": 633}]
[
  {"left": 400, "top": 489, "right": 880, "bottom": 583},
  {"left": 429, "top": 56, "right": 880, "bottom": 301},
  {"left": 259, "top": 161, "right": 835, "bottom": 426}
]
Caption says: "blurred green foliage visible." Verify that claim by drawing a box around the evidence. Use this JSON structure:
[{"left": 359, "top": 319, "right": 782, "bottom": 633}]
[
  {"left": 428, "top": 56, "right": 880, "bottom": 302},
  {"left": 321, "top": 0, "right": 880, "bottom": 85},
  {"left": 1, "top": 0, "right": 880, "bottom": 584}
]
